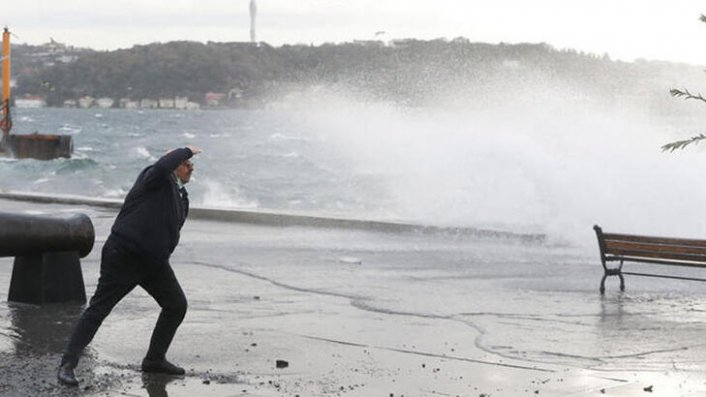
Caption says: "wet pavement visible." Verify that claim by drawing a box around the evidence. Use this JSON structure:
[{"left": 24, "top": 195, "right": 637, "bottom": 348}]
[{"left": 2, "top": 198, "right": 706, "bottom": 396}]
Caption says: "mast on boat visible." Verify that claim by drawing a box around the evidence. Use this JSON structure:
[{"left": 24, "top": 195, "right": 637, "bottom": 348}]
[{"left": 1, "top": 27, "right": 11, "bottom": 144}]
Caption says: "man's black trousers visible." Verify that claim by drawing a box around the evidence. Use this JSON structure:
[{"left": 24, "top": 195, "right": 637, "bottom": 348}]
[{"left": 61, "top": 237, "right": 187, "bottom": 368}]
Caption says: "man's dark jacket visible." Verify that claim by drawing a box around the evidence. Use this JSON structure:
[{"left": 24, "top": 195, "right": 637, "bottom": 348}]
[{"left": 110, "top": 147, "right": 193, "bottom": 262}]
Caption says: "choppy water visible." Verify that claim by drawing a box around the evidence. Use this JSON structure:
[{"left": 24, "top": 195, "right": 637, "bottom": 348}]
[
  {"left": 2, "top": 107, "right": 365, "bottom": 215},
  {"left": 4, "top": 93, "right": 706, "bottom": 246}
]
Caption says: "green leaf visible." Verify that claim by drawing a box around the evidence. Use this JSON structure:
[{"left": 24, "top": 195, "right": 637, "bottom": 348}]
[
  {"left": 669, "top": 88, "right": 706, "bottom": 103},
  {"left": 661, "top": 134, "right": 706, "bottom": 152}
]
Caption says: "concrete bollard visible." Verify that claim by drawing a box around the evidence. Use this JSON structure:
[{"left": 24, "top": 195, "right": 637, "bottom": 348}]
[{"left": 0, "top": 212, "right": 94, "bottom": 304}]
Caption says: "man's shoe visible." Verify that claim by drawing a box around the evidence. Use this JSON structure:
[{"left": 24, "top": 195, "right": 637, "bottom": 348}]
[
  {"left": 57, "top": 363, "right": 79, "bottom": 386},
  {"left": 141, "top": 358, "right": 185, "bottom": 375}
]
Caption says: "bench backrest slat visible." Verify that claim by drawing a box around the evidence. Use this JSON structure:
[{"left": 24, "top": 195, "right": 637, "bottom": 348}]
[
  {"left": 602, "top": 233, "right": 706, "bottom": 248},
  {"left": 604, "top": 240, "right": 706, "bottom": 257},
  {"left": 606, "top": 247, "right": 706, "bottom": 264}
]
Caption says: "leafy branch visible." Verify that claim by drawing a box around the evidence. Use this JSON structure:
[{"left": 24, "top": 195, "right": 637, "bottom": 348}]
[
  {"left": 662, "top": 134, "right": 706, "bottom": 152},
  {"left": 669, "top": 88, "right": 706, "bottom": 104},
  {"left": 661, "top": 14, "right": 706, "bottom": 152},
  {"left": 663, "top": 87, "right": 706, "bottom": 150}
]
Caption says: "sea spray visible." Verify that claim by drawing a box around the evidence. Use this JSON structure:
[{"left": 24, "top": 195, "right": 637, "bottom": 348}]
[{"left": 270, "top": 85, "right": 706, "bottom": 245}]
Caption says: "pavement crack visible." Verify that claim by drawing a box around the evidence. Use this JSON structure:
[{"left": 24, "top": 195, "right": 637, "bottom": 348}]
[{"left": 290, "top": 333, "right": 556, "bottom": 373}]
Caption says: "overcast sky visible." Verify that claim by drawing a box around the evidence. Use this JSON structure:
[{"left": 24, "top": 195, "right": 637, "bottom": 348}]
[{"left": 4, "top": 0, "right": 706, "bottom": 65}]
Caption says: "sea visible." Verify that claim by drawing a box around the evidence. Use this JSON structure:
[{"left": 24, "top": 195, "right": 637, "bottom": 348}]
[{"left": 3, "top": 90, "right": 706, "bottom": 247}]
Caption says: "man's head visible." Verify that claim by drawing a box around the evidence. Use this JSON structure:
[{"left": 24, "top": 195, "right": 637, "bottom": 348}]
[{"left": 175, "top": 159, "right": 194, "bottom": 184}]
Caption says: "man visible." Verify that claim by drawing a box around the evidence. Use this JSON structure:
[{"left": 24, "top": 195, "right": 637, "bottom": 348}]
[{"left": 58, "top": 145, "right": 202, "bottom": 386}]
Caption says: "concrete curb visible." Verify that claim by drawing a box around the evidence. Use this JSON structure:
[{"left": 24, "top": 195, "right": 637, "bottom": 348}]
[{"left": 0, "top": 191, "right": 545, "bottom": 242}]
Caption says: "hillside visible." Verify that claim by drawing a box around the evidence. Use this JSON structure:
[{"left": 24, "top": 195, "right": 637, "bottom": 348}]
[{"left": 7, "top": 38, "right": 706, "bottom": 113}]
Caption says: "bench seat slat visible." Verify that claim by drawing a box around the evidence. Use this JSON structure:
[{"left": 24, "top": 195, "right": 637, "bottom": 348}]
[
  {"left": 604, "top": 240, "right": 706, "bottom": 256},
  {"left": 621, "top": 271, "right": 706, "bottom": 282},
  {"left": 606, "top": 248, "right": 706, "bottom": 265},
  {"left": 602, "top": 233, "right": 706, "bottom": 248},
  {"left": 607, "top": 256, "right": 706, "bottom": 268}
]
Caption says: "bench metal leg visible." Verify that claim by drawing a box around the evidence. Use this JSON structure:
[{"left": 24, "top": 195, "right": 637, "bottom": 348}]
[{"left": 600, "top": 270, "right": 625, "bottom": 294}]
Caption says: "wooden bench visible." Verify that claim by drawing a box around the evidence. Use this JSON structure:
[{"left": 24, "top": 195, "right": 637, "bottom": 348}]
[{"left": 594, "top": 225, "right": 706, "bottom": 293}]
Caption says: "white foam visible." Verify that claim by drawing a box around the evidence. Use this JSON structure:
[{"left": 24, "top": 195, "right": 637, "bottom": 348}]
[
  {"left": 59, "top": 124, "right": 82, "bottom": 134},
  {"left": 135, "top": 147, "right": 154, "bottom": 160},
  {"left": 200, "top": 179, "right": 259, "bottom": 209},
  {"left": 339, "top": 256, "right": 363, "bottom": 265},
  {"left": 269, "top": 133, "right": 309, "bottom": 142},
  {"left": 104, "top": 188, "right": 127, "bottom": 198}
]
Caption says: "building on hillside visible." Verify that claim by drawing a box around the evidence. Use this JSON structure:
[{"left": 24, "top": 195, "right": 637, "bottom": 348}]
[
  {"left": 205, "top": 92, "right": 226, "bottom": 107},
  {"left": 96, "top": 97, "right": 115, "bottom": 109},
  {"left": 78, "top": 96, "right": 95, "bottom": 108},
  {"left": 119, "top": 98, "right": 139, "bottom": 109},
  {"left": 185, "top": 101, "right": 200, "bottom": 110},
  {"left": 56, "top": 55, "right": 77, "bottom": 64},
  {"left": 15, "top": 96, "right": 46, "bottom": 108},
  {"left": 174, "top": 97, "right": 200, "bottom": 110},
  {"left": 44, "top": 38, "right": 67, "bottom": 54},
  {"left": 159, "top": 98, "right": 175, "bottom": 109},
  {"left": 16, "top": 38, "right": 92, "bottom": 72},
  {"left": 140, "top": 99, "right": 158, "bottom": 109},
  {"left": 174, "top": 96, "right": 189, "bottom": 109},
  {"left": 63, "top": 99, "right": 77, "bottom": 108}
]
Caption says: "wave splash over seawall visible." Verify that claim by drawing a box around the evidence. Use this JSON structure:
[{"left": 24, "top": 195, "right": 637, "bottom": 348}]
[
  {"left": 2, "top": 88, "right": 706, "bottom": 245},
  {"left": 272, "top": 85, "right": 706, "bottom": 245}
]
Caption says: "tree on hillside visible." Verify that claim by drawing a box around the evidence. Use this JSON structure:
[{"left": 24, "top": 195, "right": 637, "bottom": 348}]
[
  {"left": 11, "top": 38, "right": 697, "bottom": 109},
  {"left": 661, "top": 14, "right": 706, "bottom": 151}
]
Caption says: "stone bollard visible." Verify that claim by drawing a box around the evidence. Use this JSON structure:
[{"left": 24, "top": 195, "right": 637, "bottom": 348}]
[{"left": 0, "top": 212, "right": 94, "bottom": 304}]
